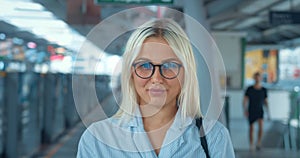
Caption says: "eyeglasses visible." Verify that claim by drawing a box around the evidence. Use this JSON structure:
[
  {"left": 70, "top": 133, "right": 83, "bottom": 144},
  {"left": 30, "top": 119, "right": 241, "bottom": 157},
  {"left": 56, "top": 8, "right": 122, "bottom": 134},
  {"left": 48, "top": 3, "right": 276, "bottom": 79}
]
[{"left": 132, "top": 61, "right": 182, "bottom": 79}]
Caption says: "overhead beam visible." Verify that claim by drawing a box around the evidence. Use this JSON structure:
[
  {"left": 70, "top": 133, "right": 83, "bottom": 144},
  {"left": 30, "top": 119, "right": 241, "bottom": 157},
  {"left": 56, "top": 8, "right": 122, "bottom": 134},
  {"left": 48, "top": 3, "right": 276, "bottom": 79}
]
[
  {"left": 212, "top": 31, "right": 247, "bottom": 37},
  {"left": 280, "top": 37, "right": 300, "bottom": 47},
  {"left": 225, "top": 1, "right": 285, "bottom": 30},
  {"left": 205, "top": 0, "right": 244, "bottom": 18},
  {"left": 263, "top": 25, "right": 300, "bottom": 36},
  {"left": 33, "top": 0, "right": 66, "bottom": 20},
  {"left": 208, "top": 11, "right": 252, "bottom": 25},
  {"left": 246, "top": 44, "right": 285, "bottom": 51},
  {"left": 209, "top": 0, "right": 284, "bottom": 28}
]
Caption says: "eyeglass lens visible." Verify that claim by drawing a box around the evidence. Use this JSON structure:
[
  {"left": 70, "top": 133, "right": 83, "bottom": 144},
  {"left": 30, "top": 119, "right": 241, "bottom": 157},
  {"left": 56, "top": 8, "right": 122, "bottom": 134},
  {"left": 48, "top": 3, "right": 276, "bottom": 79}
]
[{"left": 134, "top": 61, "right": 181, "bottom": 79}]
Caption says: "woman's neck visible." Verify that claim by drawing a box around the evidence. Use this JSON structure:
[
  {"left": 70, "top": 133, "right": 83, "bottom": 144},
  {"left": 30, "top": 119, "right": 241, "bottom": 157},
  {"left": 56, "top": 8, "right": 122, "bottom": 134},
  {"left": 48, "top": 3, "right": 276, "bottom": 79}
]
[
  {"left": 140, "top": 102, "right": 178, "bottom": 130},
  {"left": 139, "top": 101, "right": 178, "bottom": 156}
]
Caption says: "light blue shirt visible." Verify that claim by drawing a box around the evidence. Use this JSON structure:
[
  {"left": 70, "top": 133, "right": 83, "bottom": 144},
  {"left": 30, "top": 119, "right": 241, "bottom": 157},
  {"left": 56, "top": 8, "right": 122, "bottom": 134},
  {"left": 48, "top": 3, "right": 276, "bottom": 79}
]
[{"left": 77, "top": 108, "right": 235, "bottom": 158}]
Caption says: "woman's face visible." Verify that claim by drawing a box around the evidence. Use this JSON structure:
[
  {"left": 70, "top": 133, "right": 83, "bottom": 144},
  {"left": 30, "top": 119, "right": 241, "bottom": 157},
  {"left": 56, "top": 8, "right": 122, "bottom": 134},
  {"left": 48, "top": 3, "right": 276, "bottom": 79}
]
[{"left": 132, "top": 36, "right": 184, "bottom": 109}]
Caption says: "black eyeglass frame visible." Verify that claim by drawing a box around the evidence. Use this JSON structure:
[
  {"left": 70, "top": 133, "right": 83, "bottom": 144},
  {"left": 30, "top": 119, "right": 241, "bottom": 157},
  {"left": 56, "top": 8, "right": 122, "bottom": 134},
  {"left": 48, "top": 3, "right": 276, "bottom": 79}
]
[{"left": 132, "top": 61, "right": 182, "bottom": 79}]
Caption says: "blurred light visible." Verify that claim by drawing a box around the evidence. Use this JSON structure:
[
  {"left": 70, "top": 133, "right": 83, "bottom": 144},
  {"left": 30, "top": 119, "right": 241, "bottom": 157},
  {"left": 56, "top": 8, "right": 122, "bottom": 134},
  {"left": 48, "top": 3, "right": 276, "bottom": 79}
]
[
  {"left": 7, "top": 18, "right": 68, "bottom": 29},
  {"left": 95, "top": 54, "right": 122, "bottom": 75},
  {"left": 15, "top": 2, "right": 44, "bottom": 11},
  {"left": 56, "top": 47, "right": 65, "bottom": 54},
  {"left": 50, "top": 54, "right": 64, "bottom": 61},
  {"left": 147, "top": 6, "right": 158, "bottom": 12},
  {"left": 0, "top": 1, "right": 86, "bottom": 52},
  {"left": 34, "top": 63, "right": 49, "bottom": 73},
  {"left": 6, "top": 62, "right": 26, "bottom": 72},
  {"left": 47, "top": 45, "right": 55, "bottom": 55},
  {"left": 27, "top": 42, "right": 36, "bottom": 49},
  {"left": 294, "top": 86, "right": 300, "bottom": 92},
  {"left": 0, "top": 33, "right": 6, "bottom": 40},
  {"left": 4, "top": 10, "right": 54, "bottom": 19},
  {"left": 12, "top": 37, "right": 24, "bottom": 45},
  {"left": 290, "top": 119, "right": 299, "bottom": 127},
  {"left": 0, "top": 62, "right": 4, "bottom": 70},
  {"left": 50, "top": 55, "right": 72, "bottom": 73}
]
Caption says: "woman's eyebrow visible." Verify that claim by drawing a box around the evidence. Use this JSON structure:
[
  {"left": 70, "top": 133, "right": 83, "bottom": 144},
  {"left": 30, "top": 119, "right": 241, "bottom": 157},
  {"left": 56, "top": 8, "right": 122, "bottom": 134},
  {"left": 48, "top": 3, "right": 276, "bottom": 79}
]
[
  {"left": 134, "top": 57, "right": 181, "bottom": 63},
  {"left": 162, "top": 58, "right": 181, "bottom": 63},
  {"left": 134, "top": 57, "right": 150, "bottom": 62}
]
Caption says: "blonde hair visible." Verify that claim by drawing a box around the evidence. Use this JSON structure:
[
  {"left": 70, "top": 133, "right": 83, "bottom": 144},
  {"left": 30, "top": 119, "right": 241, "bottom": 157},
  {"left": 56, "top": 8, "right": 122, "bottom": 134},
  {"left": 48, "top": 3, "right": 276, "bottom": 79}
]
[{"left": 114, "top": 18, "right": 202, "bottom": 121}]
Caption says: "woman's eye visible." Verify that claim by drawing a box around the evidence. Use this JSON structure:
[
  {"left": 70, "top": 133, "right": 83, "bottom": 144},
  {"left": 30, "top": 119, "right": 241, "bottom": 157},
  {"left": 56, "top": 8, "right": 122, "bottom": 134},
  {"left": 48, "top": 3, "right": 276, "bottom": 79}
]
[
  {"left": 140, "top": 62, "right": 152, "bottom": 69},
  {"left": 162, "top": 62, "right": 178, "bottom": 69}
]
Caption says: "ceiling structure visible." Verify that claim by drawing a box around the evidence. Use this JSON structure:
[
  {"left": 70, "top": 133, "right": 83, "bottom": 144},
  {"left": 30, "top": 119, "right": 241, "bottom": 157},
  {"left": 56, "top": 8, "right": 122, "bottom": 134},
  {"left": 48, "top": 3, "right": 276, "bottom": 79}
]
[
  {"left": 0, "top": 21, "right": 49, "bottom": 46},
  {"left": 0, "top": 0, "right": 85, "bottom": 51},
  {"left": 1, "top": 0, "right": 300, "bottom": 51},
  {"left": 203, "top": 0, "right": 300, "bottom": 48},
  {"left": 39, "top": 0, "right": 300, "bottom": 49}
]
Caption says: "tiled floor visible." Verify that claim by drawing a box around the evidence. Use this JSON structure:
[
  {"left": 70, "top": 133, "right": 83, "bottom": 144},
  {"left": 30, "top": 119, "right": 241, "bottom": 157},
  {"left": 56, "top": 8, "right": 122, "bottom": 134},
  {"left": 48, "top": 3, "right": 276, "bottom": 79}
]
[
  {"left": 230, "top": 118, "right": 282, "bottom": 150},
  {"left": 230, "top": 119, "right": 300, "bottom": 158},
  {"left": 235, "top": 149, "right": 299, "bottom": 158},
  {"left": 33, "top": 94, "right": 300, "bottom": 158}
]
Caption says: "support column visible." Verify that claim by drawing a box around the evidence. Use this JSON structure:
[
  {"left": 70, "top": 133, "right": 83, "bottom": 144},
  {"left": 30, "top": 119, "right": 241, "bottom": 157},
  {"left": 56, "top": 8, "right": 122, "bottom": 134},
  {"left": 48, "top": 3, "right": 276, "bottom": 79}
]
[{"left": 183, "top": 0, "right": 226, "bottom": 125}]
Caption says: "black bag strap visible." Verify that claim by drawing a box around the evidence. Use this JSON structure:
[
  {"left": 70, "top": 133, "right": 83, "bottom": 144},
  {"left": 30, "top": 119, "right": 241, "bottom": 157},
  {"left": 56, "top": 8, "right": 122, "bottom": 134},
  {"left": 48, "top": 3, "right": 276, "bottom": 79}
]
[{"left": 196, "top": 117, "right": 210, "bottom": 158}]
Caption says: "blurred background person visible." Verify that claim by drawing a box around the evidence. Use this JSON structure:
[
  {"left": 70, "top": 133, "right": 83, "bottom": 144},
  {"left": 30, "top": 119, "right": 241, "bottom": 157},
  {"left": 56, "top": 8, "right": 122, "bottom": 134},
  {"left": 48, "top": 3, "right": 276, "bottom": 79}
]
[{"left": 243, "top": 72, "right": 270, "bottom": 151}]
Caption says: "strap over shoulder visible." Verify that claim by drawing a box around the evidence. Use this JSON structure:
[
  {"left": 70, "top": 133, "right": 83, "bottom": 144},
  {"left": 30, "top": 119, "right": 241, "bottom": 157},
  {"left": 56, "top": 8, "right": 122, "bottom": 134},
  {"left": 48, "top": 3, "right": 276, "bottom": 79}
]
[{"left": 195, "top": 117, "right": 210, "bottom": 158}]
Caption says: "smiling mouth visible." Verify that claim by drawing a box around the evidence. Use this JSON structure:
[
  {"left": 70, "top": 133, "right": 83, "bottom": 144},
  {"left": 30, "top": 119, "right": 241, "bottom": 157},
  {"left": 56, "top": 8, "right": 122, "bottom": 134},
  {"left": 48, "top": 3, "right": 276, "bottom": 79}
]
[{"left": 148, "top": 88, "right": 166, "bottom": 96}]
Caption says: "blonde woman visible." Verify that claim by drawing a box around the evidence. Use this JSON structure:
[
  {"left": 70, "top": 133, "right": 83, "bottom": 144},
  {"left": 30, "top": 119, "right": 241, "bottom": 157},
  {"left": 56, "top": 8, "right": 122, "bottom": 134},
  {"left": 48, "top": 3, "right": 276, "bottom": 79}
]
[{"left": 77, "top": 18, "right": 235, "bottom": 158}]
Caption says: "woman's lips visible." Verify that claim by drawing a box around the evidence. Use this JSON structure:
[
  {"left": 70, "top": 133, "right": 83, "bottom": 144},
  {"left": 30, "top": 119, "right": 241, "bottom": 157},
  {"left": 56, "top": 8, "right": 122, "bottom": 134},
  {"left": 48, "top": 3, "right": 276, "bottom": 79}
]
[{"left": 148, "top": 88, "right": 166, "bottom": 96}]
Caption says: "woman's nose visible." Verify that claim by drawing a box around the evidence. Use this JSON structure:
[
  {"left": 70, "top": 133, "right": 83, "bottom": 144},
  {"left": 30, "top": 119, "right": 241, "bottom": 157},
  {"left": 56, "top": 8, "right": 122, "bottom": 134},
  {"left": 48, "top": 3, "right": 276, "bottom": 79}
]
[{"left": 151, "top": 67, "right": 163, "bottom": 83}]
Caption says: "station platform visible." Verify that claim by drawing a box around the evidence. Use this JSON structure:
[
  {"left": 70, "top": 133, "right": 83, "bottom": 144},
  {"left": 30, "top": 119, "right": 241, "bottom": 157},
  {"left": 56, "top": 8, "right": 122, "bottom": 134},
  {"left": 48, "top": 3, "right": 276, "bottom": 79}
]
[{"left": 32, "top": 94, "right": 299, "bottom": 158}]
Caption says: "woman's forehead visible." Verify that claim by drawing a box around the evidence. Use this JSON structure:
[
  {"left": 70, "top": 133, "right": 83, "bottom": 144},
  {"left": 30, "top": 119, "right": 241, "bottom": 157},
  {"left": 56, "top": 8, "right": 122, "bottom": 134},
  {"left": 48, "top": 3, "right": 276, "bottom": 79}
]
[{"left": 136, "top": 37, "right": 179, "bottom": 62}]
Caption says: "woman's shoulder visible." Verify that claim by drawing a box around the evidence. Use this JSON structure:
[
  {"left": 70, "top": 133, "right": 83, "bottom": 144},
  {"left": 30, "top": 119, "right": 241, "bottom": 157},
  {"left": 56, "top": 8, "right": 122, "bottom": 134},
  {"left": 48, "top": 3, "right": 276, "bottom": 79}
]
[
  {"left": 89, "top": 117, "right": 116, "bottom": 128},
  {"left": 78, "top": 116, "right": 149, "bottom": 155},
  {"left": 86, "top": 117, "right": 126, "bottom": 132},
  {"left": 80, "top": 118, "right": 111, "bottom": 140},
  {"left": 204, "top": 120, "right": 235, "bottom": 157},
  {"left": 77, "top": 117, "right": 133, "bottom": 157},
  {"left": 205, "top": 121, "right": 229, "bottom": 139},
  {"left": 79, "top": 117, "right": 130, "bottom": 149},
  {"left": 82, "top": 116, "right": 135, "bottom": 139}
]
